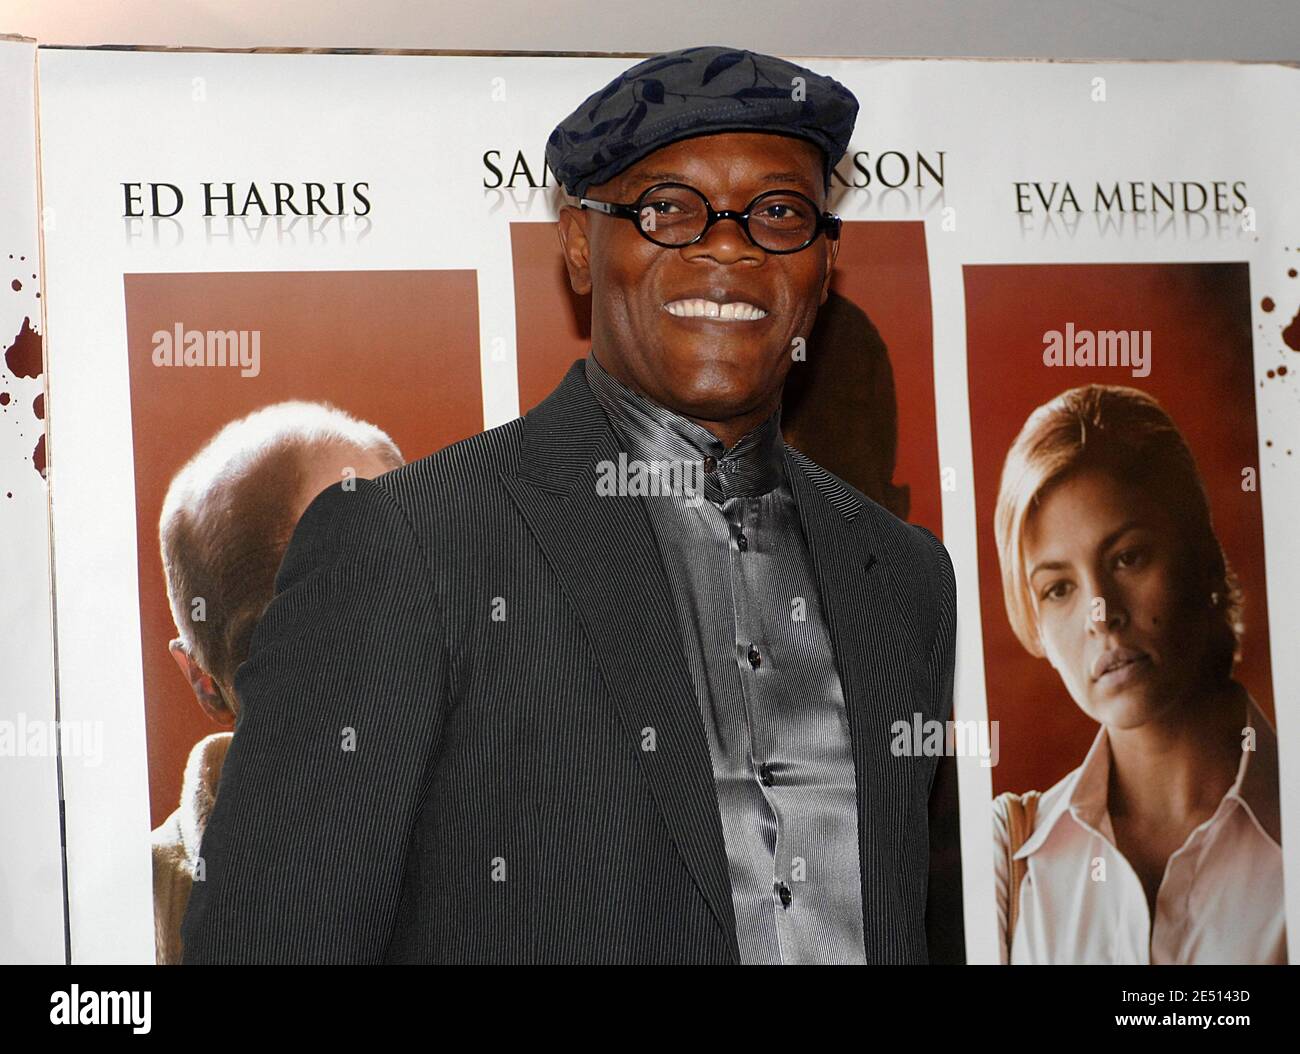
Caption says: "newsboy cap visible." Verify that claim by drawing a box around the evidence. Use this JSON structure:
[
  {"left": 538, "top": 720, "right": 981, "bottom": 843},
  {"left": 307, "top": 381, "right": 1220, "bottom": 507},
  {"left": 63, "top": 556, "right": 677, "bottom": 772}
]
[{"left": 546, "top": 44, "right": 859, "bottom": 199}]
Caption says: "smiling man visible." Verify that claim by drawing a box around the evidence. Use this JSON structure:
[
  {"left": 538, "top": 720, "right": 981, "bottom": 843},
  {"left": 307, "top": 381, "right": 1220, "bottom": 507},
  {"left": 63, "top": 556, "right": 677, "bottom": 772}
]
[
  {"left": 561, "top": 132, "right": 835, "bottom": 449},
  {"left": 182, "top": 44, "right": 956, "bottom": 965}
]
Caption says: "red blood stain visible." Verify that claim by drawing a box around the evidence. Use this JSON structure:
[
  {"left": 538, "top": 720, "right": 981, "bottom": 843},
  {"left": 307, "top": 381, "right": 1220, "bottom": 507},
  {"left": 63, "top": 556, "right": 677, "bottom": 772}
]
[
  {"left": 4, "top": 317, "right": 42, "bottom": 378},
  {"left": 1279, "top": 365, "right": 1289, "bottom": 376},
  {"left": 1261, "top": 297, "right": 1275, "bottom": 312},
  {"left": 10, "top": 279, "right": 19, "bottom": 291},
  {"left": 1291, "top": 269, "right": 1298, "bottom": 278},
  {"left": 1284, "top": 308, "right": 1300, "bottom": 352},
  {"left": 2, "top": 313, "right": 46, "bottom": 480},
  {"left": 0, "top": 391, "right": 9, "bottom": 405}
]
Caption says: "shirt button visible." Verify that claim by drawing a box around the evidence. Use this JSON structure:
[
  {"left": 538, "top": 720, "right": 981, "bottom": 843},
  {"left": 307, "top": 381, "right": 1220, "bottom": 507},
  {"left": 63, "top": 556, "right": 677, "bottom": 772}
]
[
  {"left": 747, "top": 644, "right": 761, "bottom": 669},
  {"left": 703, "top": 456, "right": 717, "bottom": 473},
  {"left": 737, "top": 530, "right": 748, "bottom": 551},
  {"left": 775, "top": 881, "right": 792, "bottom": 909},
  {"left": 759, "top": 763, "right": 774, "bottom": 786}
]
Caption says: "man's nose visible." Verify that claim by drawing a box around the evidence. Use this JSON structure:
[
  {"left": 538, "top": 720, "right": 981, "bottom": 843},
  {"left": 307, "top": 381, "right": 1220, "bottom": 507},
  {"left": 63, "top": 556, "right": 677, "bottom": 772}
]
[{"left": 682, "top": 215, "right": 764, "bottom": 263}]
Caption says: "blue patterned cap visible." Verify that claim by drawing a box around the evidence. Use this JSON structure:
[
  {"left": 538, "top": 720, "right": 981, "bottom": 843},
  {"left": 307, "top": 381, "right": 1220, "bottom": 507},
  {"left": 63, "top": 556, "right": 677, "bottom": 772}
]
[{"left": 546, "top": 45, "right": 859, "bottom": 198}]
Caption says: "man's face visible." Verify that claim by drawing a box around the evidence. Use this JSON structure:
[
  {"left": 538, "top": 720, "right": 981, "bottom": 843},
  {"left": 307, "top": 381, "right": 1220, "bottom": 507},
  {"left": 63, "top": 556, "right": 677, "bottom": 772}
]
[{"left": 558, "top": 131, "right": 838, "bottom": 426}]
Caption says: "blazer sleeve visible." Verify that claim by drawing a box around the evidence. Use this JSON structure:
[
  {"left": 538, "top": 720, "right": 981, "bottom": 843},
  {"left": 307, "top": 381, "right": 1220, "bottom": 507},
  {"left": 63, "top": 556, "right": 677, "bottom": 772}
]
[
  {"left": 918, "top": 525, "right": 957, "bottom": 754},
  {"left": 180, "top": 476, "right": 449, "bottom": 964}
]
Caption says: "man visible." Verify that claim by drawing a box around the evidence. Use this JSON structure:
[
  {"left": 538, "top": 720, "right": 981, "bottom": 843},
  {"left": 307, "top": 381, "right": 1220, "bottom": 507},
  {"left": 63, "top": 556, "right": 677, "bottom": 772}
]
[
  {"left": 153, "top": 401, "right": 402, "bottom": 963},
  {"left": 182, "top": 44, "right": 956, "bottom": 965}
]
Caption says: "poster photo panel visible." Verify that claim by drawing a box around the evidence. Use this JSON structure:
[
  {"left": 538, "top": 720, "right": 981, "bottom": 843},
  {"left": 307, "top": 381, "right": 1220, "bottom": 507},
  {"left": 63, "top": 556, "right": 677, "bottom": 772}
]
[
  {"left": 966, "top": 261, "right": 1284, "bottom": 964},
  {"left": 120, "top": 269, "right": 482, "bottom": 961}
]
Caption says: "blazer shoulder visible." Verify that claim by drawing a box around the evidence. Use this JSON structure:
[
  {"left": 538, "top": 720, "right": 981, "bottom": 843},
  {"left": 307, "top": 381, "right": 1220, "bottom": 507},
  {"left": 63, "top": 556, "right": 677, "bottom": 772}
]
[
  {"left": 786, "top": 443, "right": 954, "bottom": 652},
  {"left": 785, "top": 442, "right": 945, "bottom": 569},
  {"left": 267, "top": 473, "right": 428, "bottom": 600},
  {"left": 270, "top": 422, "right": 532, "bottom": 595},
  {"left": 364, "top": 415, "right": 526, "bottom": 519},
  {"left": 379, "top": 416, "right": 525, "bottom": 492}
]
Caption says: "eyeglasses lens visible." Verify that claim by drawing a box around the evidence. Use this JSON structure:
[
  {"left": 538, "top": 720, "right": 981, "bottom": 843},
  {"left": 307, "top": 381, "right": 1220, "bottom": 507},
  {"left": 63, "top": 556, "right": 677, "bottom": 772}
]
[{"left": 636, "top": 185, "right": 819, "bottom": 251}]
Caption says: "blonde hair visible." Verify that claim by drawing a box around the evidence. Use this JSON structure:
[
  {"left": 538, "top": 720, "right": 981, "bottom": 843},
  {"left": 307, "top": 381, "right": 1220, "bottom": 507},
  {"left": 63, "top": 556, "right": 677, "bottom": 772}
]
[{"left": 994, "top": 384, "right": 1242, "bottom": 681}]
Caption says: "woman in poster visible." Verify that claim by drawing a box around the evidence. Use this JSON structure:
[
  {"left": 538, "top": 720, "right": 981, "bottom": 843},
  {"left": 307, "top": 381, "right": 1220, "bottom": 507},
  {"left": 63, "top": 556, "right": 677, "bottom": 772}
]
[{"left": 991, "top": 384, "right": 1285, "bottom": 964}]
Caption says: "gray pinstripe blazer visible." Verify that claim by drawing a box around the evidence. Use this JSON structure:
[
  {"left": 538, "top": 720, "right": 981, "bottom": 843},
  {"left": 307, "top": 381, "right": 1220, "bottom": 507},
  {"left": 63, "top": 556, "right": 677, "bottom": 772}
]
[{"left": 181, "top": 358, "right": 957, "bottom": 964}]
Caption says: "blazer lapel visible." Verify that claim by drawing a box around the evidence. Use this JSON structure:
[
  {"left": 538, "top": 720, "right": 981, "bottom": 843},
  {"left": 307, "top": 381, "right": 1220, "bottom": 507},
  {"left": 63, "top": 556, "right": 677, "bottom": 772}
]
[
  {"left": 784, "top": 445, "right": 920, "bottom": 963},
  {"left": 500, "top": 360, "right": 740, "bottom": 960}
]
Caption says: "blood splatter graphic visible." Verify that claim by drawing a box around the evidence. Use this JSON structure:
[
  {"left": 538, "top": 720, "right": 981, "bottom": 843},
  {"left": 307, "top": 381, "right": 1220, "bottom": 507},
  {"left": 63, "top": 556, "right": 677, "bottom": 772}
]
[
  {"left": 4, "top": 317, "right": 42, "bottom": 378},
  {"left": 10, "top": 279, "right": 19, "bottom": 292},
  {"left": 1262, "top": 297, "right": 1275, "bottom": 312},
  {"left": 1284, "top": 309, "right": 1300, "bottom": 353},
  {"left": 0, "top": 391, "right": 9, "bottom": 406},
  {"left": 3, "top": 314, "right": 46, "bottom": 481},
  {"left": 33, "top": 391, "right": 43, "bottom": 419}
]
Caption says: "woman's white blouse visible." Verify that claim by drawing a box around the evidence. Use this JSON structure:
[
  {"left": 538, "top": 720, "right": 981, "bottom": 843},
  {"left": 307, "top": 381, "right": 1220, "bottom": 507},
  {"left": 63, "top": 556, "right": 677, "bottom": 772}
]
[{"left": 992, "top": 693, "right": 1285, "bottom": 964}]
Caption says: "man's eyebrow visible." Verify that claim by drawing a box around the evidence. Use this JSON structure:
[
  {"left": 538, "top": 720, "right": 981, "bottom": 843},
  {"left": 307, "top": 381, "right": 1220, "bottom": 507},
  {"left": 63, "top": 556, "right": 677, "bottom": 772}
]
[
  {"left": 757, "top": 171, "right": 816, "bottom": 185},
  {"left": 628, "top": 170, "right": 818, "bottom": 190},
  {"left": 632, "top": 171, "right": 692, "bottom": 184}
]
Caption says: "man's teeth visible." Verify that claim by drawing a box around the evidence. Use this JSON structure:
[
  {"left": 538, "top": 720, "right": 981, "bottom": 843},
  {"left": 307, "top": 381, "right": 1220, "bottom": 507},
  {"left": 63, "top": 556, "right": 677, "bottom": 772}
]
[{"left": 664, "top": 299, "right": 768, "bottom": 320}]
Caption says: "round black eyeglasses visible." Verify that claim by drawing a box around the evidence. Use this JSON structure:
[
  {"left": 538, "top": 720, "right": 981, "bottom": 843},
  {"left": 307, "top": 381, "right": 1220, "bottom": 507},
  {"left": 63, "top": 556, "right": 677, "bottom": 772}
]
[{"left": 579, "top": 182, "right": 841, "bottom": 254}]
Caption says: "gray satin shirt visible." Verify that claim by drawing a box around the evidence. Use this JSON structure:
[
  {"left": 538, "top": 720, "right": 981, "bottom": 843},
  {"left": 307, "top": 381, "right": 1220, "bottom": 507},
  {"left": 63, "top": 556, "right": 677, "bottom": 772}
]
[{"left": 584, "top": 351, "right": 867, "bottom": 964}]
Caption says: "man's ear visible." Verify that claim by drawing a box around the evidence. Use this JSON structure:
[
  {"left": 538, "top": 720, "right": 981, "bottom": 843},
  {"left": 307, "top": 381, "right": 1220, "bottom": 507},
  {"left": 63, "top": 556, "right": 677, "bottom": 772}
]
[
  {"left": 556, "top": 203, "right": 593, "bottom": 297},
  {"left": 168, "top": 638, "right": 235, "bottom": 727}
]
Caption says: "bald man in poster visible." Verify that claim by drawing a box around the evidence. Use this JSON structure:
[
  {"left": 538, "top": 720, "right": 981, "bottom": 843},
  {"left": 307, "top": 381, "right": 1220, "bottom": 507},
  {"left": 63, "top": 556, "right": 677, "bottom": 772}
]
[
  {"left": 153, "top": 401, "right": 402, "bottom": 964},
  {"left": 183, "top": 46, "right": 956, "bottom": 965}
]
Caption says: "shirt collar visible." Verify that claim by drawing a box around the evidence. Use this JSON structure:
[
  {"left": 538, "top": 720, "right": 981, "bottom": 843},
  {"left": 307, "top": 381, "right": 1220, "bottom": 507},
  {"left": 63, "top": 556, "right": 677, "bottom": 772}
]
[
  {"left": 1235, "top": 691, "right": 1283, "bottom": 847},
  {"left": 178, "top": 731, "right": 232, "bottom": 868},
  {"left": 583, "top": 349, "right": 786, "bottom": 503},
  {"left": 1014, "top": 684, "right": 1281, "bottom": 860}
]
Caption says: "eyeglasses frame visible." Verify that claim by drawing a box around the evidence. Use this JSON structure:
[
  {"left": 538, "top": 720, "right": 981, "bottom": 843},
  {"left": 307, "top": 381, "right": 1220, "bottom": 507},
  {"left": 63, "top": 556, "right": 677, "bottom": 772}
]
[{"left": 578, "top": 181, "right": 842, "bottom": 255}]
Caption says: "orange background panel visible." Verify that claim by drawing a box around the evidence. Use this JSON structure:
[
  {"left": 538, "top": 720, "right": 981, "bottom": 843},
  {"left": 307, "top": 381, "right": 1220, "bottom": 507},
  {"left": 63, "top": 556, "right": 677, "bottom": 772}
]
[{"left": 124, "top": 270, "right": 482, "bottom": 825}]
